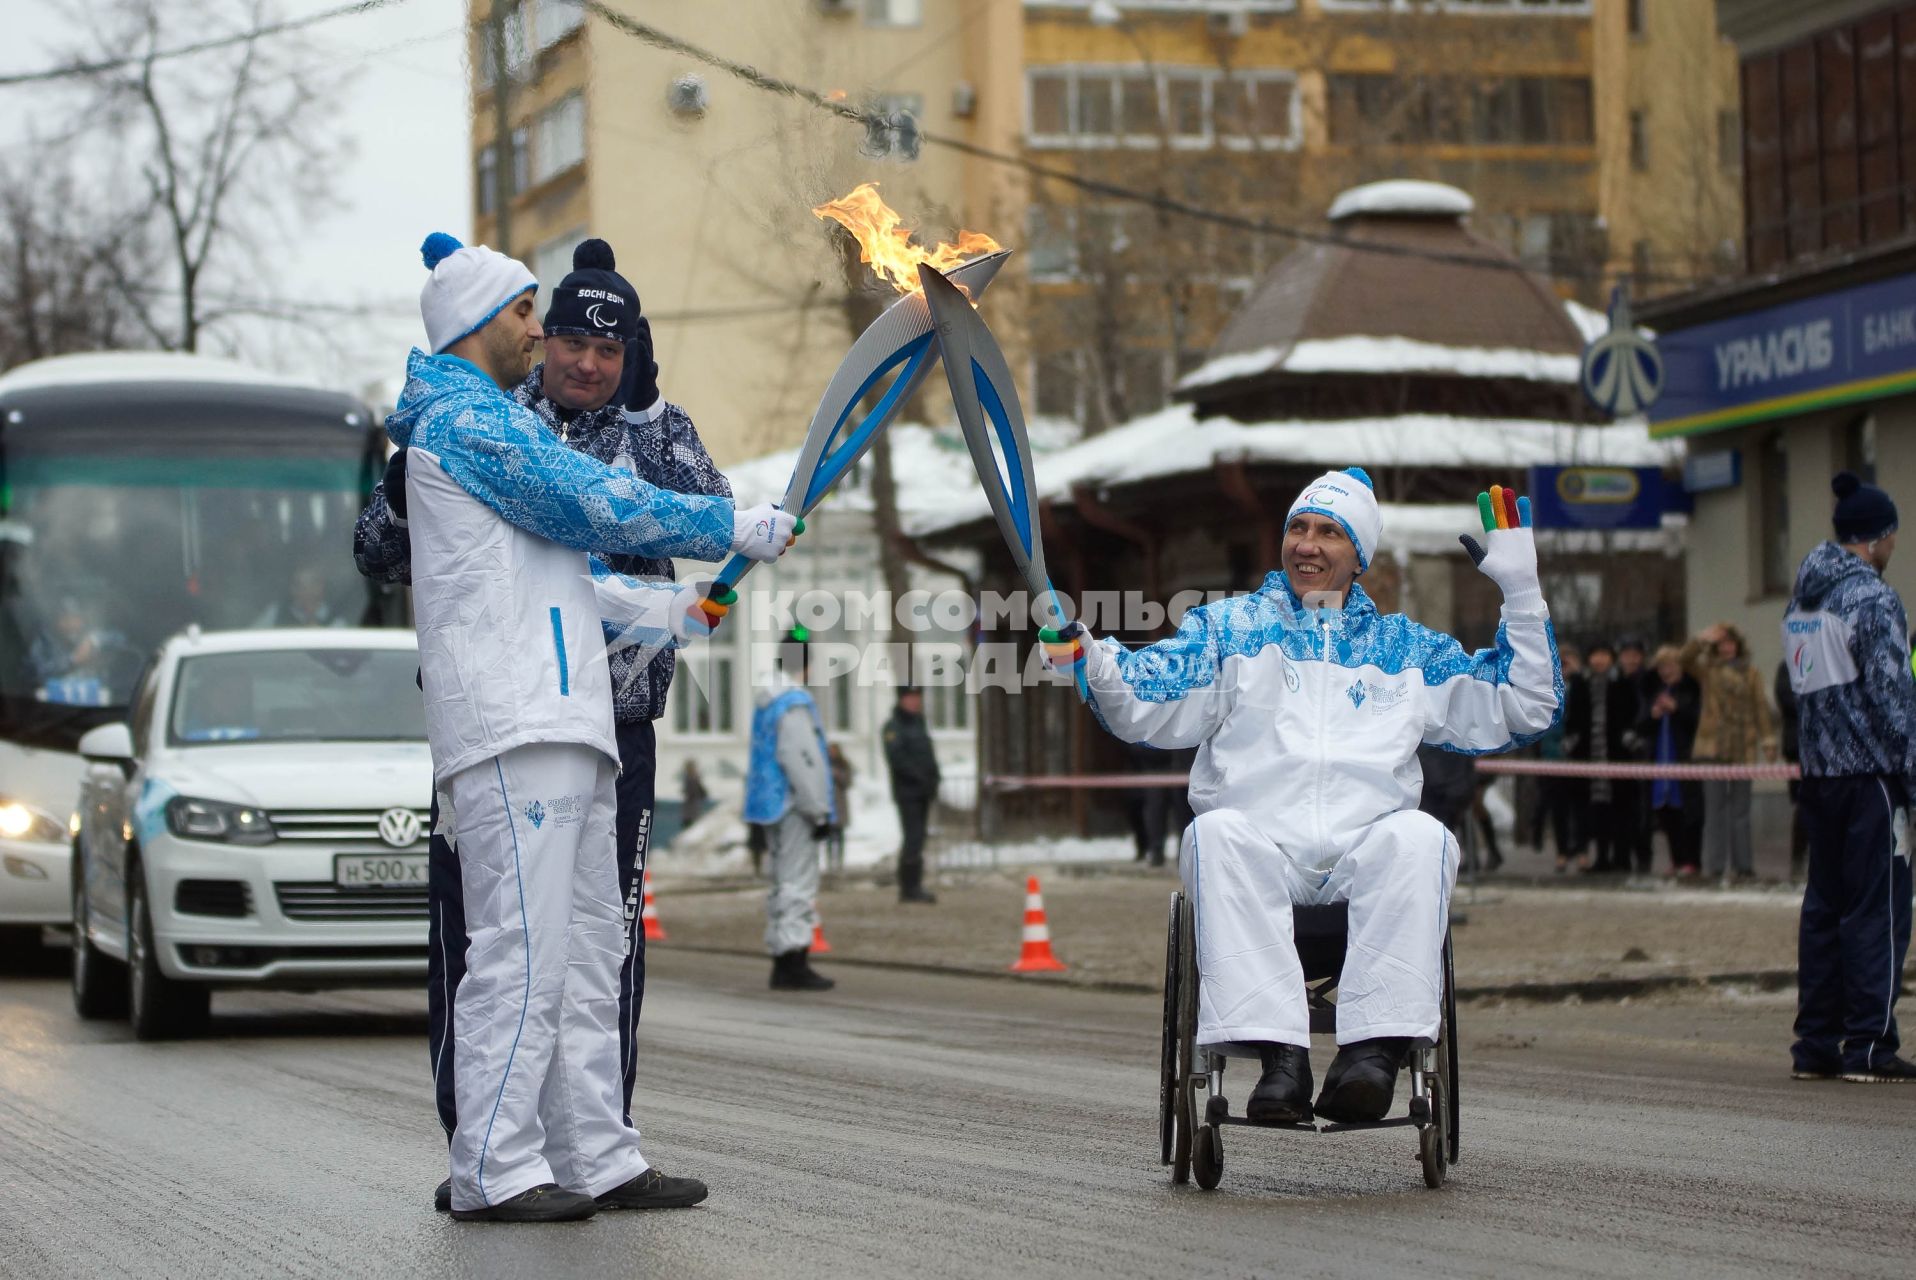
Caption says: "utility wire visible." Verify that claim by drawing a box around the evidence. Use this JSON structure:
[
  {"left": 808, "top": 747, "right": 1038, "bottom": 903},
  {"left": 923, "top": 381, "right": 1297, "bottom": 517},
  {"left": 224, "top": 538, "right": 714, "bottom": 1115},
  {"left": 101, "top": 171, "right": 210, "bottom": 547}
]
[
  {"left": 0, "top": 0, "right": 412, "bottom": 88},
  {"left": 579, "top": 0, "right": 1705, "bottom": 290}
]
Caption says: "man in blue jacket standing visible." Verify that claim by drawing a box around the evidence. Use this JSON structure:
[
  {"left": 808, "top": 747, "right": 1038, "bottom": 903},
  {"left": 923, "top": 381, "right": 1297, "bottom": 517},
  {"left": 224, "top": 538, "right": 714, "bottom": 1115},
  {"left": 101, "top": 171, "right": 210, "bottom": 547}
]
[
  {"left": 1782, "top": 471, "right": 1916, "bottom": 1083},
  {"left": 392, "top": 233, "right": 797, "bottom": 1221}
]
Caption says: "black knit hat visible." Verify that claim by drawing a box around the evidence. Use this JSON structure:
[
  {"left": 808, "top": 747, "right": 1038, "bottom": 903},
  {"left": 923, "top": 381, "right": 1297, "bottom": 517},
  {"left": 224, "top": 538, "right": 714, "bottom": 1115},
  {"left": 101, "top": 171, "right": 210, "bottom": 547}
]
[
  {"left": 1832, "top": 471, "right": 1898, "bottom": 544},
  {"left": 542, "top": 239, "right": 639, "bottom": 344}
]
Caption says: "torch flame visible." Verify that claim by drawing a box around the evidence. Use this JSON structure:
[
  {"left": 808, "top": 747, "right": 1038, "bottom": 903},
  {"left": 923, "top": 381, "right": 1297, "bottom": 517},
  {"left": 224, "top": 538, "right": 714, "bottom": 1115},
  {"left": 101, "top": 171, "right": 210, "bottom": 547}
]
[{"left": 812, "top": 182, "right": 1002, "bottom": 296}]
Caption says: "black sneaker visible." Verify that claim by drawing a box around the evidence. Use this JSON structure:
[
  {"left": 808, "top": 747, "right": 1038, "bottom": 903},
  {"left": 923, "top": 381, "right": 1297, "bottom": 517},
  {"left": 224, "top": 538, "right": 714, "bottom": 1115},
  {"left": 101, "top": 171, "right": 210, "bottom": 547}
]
[
  {"left": 1842, "top": 1054, "right": 1916, "bottom": 1083},
  {"left": 596, "top": 1168, "right": 710, "bottom": 1210},
  {"left": 434, "top": 1177, "right": 451, "bottom": 1212},
  {"left": 448, "top": 1182, "right": 599, "bottom": 1222},
  {"left": 1245, "top": 1043, "right": 1313, "bottom": 1124},
  {"left": 1316, "top": 1037, "right": 1409, "bottom": 1122},
  {"left": 770, "top": 950, "right": 834, "bottom": 991},
  {"left": 1791, "top": 1057, "right": 1841, "bottom": 1081}
]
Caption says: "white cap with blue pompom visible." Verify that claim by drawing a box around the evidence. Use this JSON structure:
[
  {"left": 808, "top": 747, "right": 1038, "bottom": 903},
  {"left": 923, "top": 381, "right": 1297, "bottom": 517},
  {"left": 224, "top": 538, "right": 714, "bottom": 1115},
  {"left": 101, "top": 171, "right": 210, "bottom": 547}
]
[
  {"left": 417, "top": 232, "right": 537, "bottom": 354},
  {"left": 1286, "top": 466, "right": 1382, "bottom": 571}
]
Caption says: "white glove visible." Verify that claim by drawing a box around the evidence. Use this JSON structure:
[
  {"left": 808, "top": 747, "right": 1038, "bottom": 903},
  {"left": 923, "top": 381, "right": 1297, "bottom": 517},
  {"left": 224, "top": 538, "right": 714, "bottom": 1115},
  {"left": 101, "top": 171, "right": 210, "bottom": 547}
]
[
  {"left": 730, "top": 504, "right": 801, "bottom": 563},
  {"left": 1458, "top": 489, "right": 1544, "bottom": 612}
]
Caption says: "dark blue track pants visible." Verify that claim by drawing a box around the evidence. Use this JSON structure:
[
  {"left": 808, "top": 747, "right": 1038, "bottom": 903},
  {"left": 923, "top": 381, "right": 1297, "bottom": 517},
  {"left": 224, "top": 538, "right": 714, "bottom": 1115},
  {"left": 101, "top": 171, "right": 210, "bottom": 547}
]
[
  {"left": 428, "top": 720, "right": 657, "bottom": 1136},
  {"left": 1793, "top": 775, "right": 1914, "bottom": 1074}
]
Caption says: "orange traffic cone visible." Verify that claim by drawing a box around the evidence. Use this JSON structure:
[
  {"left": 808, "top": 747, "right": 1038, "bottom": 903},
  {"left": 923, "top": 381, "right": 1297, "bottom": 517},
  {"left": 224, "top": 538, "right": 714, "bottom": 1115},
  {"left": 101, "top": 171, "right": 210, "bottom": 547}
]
[
  {"left": 641, "top": 869, "right": 666, "bottom": 943},
  {"left": 810, "top": 915, "right": 833, "bottom": 955},
  {"left": 1009, "top": 875, "right": 1067, "bottom": 973}
]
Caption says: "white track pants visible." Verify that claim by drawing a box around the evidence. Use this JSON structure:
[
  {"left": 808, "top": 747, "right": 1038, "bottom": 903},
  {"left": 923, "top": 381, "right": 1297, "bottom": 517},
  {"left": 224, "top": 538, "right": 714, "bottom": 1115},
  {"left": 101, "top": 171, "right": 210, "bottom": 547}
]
[
  {"left": 447, "top": 742, "right": 647, "bottom": 1211},
  {"left": 764, "top": 809, "right": 821, "bottom": 955},
  {"left": 1180, "top": 807, "right": 1457, "bottom": 1051}
]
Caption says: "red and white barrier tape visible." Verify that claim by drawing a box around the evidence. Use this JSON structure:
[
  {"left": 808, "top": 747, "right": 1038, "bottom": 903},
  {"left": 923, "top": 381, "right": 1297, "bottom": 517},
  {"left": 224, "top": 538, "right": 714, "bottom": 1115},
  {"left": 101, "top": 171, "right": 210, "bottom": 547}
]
[{"left": 984, "top": 760, "right": 1798, "bottom": 791}]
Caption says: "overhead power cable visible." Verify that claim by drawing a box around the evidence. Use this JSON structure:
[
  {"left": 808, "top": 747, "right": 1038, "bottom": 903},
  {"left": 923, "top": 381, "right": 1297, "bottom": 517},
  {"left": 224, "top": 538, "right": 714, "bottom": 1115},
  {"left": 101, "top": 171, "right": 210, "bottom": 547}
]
[
  {"left": 0, "top": 0, "right": 411, "bottom": 88},
  {"left": 578, "top": 0, "right": 1706, "bottom": 290}
]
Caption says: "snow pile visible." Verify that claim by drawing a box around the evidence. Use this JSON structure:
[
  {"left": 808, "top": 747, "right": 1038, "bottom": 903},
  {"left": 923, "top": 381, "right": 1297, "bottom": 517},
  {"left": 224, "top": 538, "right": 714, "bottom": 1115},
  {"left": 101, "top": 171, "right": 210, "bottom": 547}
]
[
  {"left": 908, "top": 405, "right": 1684, "bottom": 537},
  {"left": 1327, "top": 180, "right": 1474, "bottom": 222},
  {"left": 1178, "top": 335, "right": 1580, "bottom": 392}
]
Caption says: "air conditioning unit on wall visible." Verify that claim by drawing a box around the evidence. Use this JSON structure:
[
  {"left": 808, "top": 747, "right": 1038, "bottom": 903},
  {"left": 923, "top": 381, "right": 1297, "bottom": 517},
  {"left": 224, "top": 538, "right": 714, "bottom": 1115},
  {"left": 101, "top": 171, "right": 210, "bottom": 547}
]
[
  {"left": 816, "top": 0, "right": 856, "bottom": 16},
  {"left": 1209, "top": 10, "right": 1250, "bottom": 38},
  {"left": 668, "top": 74, "right": 708, "bottom": 118}
]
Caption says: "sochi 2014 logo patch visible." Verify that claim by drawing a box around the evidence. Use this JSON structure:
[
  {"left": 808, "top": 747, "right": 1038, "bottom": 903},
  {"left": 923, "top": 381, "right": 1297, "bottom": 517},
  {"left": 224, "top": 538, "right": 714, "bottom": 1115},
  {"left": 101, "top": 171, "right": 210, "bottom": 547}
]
[
  {"left": 1792, "top": 641, "right": 1814, "bottom": 679},
  {"left": 524, "top": 800, "right": 546, "bottom": 830},
  {"left": 1346, "top": 680, "right": 1367, "bottom": 709}
]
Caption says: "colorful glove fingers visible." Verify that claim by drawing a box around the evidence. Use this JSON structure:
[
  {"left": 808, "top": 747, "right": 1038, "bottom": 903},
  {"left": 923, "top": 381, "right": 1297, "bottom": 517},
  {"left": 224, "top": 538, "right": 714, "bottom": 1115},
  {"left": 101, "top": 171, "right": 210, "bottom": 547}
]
[
  {"left": 1038, "top": 622, "right": 1086, "bottom": 671},
  {"left": 686, "top": 584, "right": 737, "bottom": 636},
  {"left": 1461, "top": 484, "right": 1533, "bottom": 567}
]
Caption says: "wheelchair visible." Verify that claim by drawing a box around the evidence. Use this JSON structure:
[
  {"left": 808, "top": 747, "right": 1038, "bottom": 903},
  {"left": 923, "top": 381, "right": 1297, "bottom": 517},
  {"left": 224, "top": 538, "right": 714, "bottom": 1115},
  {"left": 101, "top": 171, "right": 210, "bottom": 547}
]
[{"left": 1159, "top": 893, "right": 1460, "bottom": 1190}]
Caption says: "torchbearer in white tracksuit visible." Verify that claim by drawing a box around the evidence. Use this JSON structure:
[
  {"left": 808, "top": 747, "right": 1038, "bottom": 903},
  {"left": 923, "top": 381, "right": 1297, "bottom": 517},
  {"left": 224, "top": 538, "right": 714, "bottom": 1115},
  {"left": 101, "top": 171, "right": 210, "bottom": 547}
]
[
  {"left": 744, "top": 629, "right": 838, "bottom": 992},
  {"left": 392, "top": 233, "right": 799, "bottom": 1222},
  {"left": 1042, "top": 468, "right": 1560, "bottom": 1124}
]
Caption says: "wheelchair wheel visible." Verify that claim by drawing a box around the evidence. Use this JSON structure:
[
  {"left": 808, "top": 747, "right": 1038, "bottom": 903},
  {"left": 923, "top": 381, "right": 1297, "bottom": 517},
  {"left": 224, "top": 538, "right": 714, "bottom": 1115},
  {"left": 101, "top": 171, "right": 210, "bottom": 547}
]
[
  {"left": 1170, "top": 893, "right": 1198, "bottom": 1185},
  {"left": 1444, "top": 933, "right": 1461, "bottom": 1163},
  {"left": 1159, "top": 894, "right": 1181, "bottom": 1167},
  {"left": 1420, "top": 1077, "right": 1447, "bottom": 1189},
  {"left": 1193, "top": 1122, "right": 1223, "bottom": 1191}
]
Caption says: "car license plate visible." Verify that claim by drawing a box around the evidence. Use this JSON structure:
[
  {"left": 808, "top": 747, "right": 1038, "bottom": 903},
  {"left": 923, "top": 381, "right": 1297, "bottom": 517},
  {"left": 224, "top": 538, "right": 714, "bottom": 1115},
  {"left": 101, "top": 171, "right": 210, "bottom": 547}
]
[{"left": 334, "top": 854, "right": 429, "bottom": 888}]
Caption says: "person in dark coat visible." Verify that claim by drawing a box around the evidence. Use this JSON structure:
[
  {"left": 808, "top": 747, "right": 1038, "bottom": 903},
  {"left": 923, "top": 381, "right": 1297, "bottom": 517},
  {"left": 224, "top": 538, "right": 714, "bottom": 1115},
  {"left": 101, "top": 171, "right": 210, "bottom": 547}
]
[
  {"left": 1614, "top": 638, "right": 1655, "bottom": 874},
  {"left": 882, "top": 686, "right": 941, "bottom": 904},
  {"left": 1642, "top": 645, "right": 1704, "bottom": 876},
  {"left": 1536, "top": 643, "right": 1584, "bottom": 872},
  {"left": 1564, "top": 641, "right": 1641, "bottom": 872}
]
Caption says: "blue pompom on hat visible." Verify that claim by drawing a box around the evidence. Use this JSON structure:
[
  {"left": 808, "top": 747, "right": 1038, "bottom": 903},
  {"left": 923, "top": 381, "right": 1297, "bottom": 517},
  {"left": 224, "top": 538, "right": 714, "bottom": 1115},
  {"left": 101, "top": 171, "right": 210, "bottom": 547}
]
[
  {"left": 1832, "top": 470, "right": 1898, "bottom": 544},
  {"left": 1343, "top": 466, "right": 1374, "bottom": 490},
  {"left": 416, "top": 231, "right": 537, "bottom": 354}
]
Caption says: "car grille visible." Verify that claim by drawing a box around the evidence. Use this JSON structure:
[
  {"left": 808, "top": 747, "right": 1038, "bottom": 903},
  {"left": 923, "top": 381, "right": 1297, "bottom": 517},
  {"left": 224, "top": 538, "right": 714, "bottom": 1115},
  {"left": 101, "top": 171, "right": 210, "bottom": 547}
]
[
  {"left": 175, "top": 879, "right": 252, "bottom": 918},
  {"left": 275, "top": 882, "right": 430, "bottom": 922},
  {"left": 266, "top": 809, "right": 431, "bottom": 846}
]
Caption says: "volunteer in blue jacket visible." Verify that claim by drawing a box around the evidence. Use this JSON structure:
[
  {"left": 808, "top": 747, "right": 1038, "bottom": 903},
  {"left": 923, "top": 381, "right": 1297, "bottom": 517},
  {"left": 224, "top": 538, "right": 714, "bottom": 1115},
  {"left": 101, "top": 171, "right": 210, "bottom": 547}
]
[
  {"left": 744, "top": 629, "right": 837, "bottom": 992},
  {"left": 1781, "top": 472, "right": 1916, "bottom": 1083},
  {"left": 356, "top": 241, "right": 742, "bottom": 1211},
  {"left": 393, "top": 233, "right": 796, "bottom": 1222},
  {"left": 1044, "top": 470, "right": 1560, "bottom": 1123}
]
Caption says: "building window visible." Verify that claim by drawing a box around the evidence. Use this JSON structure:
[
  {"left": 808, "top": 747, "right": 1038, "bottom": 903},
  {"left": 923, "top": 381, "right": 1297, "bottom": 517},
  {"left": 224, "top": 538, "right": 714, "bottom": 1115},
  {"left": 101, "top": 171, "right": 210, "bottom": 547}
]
[
  {"left": 1629, "top": 110, "right": 1648, "bottom": 170},
  {"left": 474, "top": 2, "right": 530, "bottom": 90},
  {"left": 475, "top": 147, "right": 496, "bottom": 216},
  {"left": 533, "top": 93, "right": 585, "bottom": 184},
  {"left": 1717, "top": 108, "right": 1739, "bottom": 172},
  {"left": 1846, "top": 413, "right": 1878, "bottom": 485},
  {"left": 1033, "top": 350, "right": 1082, "bottom": 421},
  {"left": 1631, "top": 238, "right": 1652, "bottom": 281},
  {"left": 862, "top": 93, "right": 923, "bottom": 160},
  {"left": 1626, "top": 0, "right": 1644, "bottom": 36},
  {"left": 1026, "top": 204, "right": 1078, "bottom": 280},
  {"left": 866, "top": 0, "right": 922, "bottom": 26},
  {"left": 510, "top": 126, "right": 530, "bottom": 194},
  {"left": 531, "top": 226, "right": 587, "bottom": 293},
  {"left": 1759, "top": 431, "right": 1791, "bottom": 597},
  {"left": 1025, "top": 65, "right": 1297, "bottom": 150},
  {"left": 671, "top": 638, "right": 736, "bottom": 736},
  {"left": 1326, "top": 74, "right": 1592, "bottom": 146},
  {"left": 534, "top": 0, "right": 583, "bottom": 51}
]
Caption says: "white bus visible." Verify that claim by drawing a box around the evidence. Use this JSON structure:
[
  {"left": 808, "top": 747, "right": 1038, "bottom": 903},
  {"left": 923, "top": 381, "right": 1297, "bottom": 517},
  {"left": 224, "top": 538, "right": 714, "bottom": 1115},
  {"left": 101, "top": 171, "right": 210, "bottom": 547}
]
[{"left": 0, "top": 352, "right": 402, "bottom": 948}]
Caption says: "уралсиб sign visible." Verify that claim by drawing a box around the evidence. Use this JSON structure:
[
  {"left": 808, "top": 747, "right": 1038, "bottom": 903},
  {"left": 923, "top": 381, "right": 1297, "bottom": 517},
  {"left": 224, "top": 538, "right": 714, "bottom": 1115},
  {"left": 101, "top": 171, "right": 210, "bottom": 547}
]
[{"left": 1647, "top": 269, "right": 1916, "bottom": 438}]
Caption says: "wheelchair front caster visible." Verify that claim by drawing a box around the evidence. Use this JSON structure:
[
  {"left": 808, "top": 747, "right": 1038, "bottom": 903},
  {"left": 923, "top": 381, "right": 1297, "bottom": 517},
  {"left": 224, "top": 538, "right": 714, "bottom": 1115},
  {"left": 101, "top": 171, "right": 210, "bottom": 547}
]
[
  {"left": 1419, "top": 1079, "right": 1448, "bottom": 1189},
  {"left": 1193, "top": 1124, "right": 1223, "bottom": 1190}
]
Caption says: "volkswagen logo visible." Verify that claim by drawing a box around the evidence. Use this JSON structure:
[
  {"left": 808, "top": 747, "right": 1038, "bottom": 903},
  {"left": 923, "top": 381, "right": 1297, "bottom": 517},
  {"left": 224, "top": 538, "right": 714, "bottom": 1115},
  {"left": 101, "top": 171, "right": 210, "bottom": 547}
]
[{"left": 377, "top": 808, "right": 423, "bottom": 848}]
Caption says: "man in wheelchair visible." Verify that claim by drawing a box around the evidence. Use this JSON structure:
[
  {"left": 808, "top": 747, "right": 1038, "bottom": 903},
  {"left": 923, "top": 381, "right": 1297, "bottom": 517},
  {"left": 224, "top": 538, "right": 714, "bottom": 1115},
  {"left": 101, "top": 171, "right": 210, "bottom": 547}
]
[{"left": 1043, "top": 469, "right": 1561, "bottom": 1125}]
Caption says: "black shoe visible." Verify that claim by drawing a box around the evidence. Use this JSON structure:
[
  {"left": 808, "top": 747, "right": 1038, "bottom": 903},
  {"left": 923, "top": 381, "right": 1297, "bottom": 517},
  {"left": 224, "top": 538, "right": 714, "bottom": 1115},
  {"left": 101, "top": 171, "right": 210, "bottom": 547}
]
[
  {"left": 899, "top": 887, "right": 938, "bottom": 904},
  {"left": 434, "top": 1177, "right": 451, "bottom": 1213},
  {"left": 596, "top": 1167, "right": 709, "bottom": 1210},
  {"left": 1843, "top": 1054, "right": 1916, "bottom": 1083},
  {"left": 1246, "top": 1042, "right": 1313, "bottom": 1124},
  {"left": 770, "top": 949, "right": 834, "bottom": 991},
  {"left": 1316, "top": 1037, "right": 1409, "bottom": 1122},
  {"left": 448, "top": 1183, "right": 599, "bottom": 1222}
]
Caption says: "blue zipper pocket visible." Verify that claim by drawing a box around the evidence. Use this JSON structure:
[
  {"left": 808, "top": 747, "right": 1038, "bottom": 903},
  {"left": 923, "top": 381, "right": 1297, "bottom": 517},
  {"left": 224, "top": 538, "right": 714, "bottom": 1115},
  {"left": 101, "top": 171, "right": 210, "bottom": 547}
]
[{"left": 549, "top": 607, "right": 569, "bottom": 696}]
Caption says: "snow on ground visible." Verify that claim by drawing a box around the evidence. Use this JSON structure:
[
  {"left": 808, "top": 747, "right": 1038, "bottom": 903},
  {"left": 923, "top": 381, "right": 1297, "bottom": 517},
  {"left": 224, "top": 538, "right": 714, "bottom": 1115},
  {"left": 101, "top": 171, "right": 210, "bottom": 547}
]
[
  {"left": 1327, "top": 179, "right": 1475, "bottom": 221},
  {"left": 1178, "top": 335, "right": 1580, "bottom": 393}
]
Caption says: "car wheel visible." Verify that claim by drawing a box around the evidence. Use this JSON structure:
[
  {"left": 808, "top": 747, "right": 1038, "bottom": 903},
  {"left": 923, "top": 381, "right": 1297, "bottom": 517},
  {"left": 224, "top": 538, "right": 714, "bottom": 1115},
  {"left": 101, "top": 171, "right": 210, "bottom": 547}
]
[
  {"left": 71, "top": 871, "right": 128, "bottom": 1020},
  {"left": 127, "top": 873, "right": 209, "bottom": 1041}
]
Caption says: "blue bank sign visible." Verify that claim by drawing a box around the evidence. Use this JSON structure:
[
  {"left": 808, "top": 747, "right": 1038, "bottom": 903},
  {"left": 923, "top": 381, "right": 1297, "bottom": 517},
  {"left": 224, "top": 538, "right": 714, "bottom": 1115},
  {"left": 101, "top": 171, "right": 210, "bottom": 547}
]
[
  {"left": 1647, "top": 269, "right": 1916, "bottom": 438},
  {"left": 1526, "top": 466, "right": 1673, "bottom": 530}
]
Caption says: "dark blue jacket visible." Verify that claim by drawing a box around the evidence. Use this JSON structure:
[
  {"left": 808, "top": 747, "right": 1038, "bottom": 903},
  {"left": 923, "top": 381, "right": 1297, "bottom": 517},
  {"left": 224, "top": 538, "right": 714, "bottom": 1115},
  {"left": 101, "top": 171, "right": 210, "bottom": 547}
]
[{"left": 1781, "top": 541, "right": 1916, "bottom": 796}]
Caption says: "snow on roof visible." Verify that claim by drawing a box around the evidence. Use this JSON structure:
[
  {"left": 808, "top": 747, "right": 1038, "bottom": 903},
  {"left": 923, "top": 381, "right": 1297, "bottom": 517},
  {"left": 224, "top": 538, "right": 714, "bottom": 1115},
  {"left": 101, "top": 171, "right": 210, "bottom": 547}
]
[
  {"left": 1177, "top": 335, "right": 1580, "bottom": 393},
  {"left": 1327, "top": 180, "right": 1474, "bottom": 222},
  {"left": 0, "top": 351, "right": 312, "bottom": 395},
  {"left": 907, "top": 403, "right": 1683, "bottom": 538}
]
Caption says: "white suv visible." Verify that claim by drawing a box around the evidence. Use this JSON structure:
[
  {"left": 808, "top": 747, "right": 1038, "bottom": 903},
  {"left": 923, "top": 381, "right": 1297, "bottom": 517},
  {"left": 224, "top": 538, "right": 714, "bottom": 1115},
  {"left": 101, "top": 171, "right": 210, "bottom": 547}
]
[{"left": 71, "top": 627, "right": 431, "bottom": 1038}]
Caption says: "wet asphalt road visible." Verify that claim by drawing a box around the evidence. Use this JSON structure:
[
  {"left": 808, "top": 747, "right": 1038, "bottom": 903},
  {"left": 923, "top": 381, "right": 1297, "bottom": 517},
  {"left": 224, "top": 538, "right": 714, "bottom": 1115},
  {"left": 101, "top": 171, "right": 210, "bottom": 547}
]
[{"left": 1, "top": 943, "right": 1913, "bottom": 1279}]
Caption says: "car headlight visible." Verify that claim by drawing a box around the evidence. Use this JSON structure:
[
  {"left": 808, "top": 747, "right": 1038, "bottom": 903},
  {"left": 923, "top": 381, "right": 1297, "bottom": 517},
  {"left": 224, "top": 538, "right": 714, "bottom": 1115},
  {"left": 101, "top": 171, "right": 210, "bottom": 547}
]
[
  {"left": 0, "top": 801, "right": 67, "bottom": 845},
  {"left": 164, "top": 797, "right": 276, "bottom": 846}
]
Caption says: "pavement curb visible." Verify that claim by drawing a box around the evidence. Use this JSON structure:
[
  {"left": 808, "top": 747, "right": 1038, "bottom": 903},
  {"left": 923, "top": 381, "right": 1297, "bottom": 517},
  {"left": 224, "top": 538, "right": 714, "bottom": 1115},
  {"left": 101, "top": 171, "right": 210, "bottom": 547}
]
[{"left": 654, "top": 943, "right": 1910, "bottom": 1003}]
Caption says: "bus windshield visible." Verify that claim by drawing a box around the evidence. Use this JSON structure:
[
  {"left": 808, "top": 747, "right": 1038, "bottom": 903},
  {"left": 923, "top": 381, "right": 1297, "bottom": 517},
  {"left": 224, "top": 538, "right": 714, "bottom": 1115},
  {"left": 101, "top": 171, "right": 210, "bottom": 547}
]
[{"left": 0, "top": 379, "right": 397, "bottom": 747}]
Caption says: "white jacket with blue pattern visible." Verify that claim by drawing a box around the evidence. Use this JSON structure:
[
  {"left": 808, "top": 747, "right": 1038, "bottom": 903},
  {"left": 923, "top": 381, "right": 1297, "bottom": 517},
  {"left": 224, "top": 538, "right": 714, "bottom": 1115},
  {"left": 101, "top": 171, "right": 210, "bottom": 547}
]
[
  {"left": 386, "top": 350, "right": 734, "bottom": 782},
  {"left": 1082, "top": 572, "right": 1561, "bottom": 871}
]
